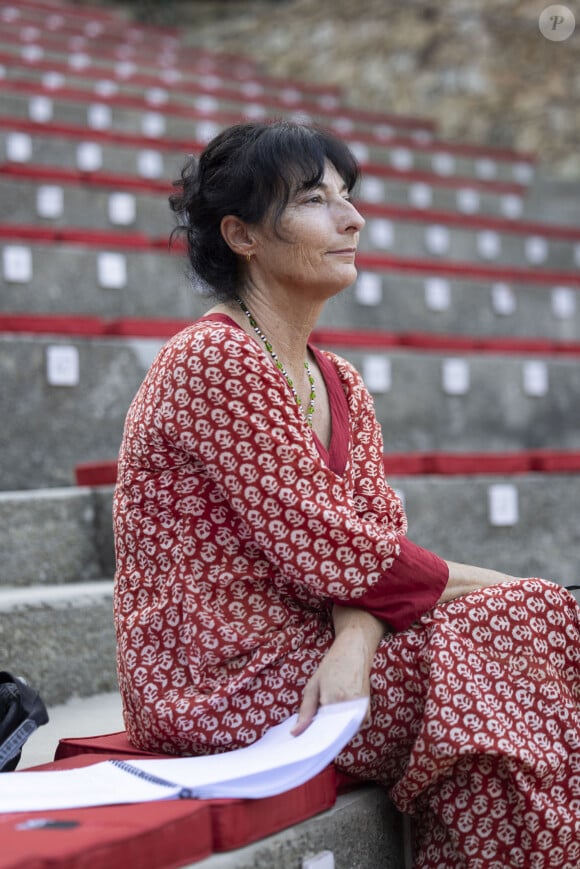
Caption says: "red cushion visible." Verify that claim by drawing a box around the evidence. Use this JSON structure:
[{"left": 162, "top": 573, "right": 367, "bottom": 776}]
[
  {"left": 209, "top": 766, "right": 336, "bottom": 852},
  {"left": 53, "top": 735, "right": 337, "bottom": 854},
  {"left": 4, "top": 756, "right": 212, "bottom": 869},
  {"left": 55, "top": 731, "right": 153, "bottom": 760}
]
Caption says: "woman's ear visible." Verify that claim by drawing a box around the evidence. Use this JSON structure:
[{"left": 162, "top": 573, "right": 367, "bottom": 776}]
[{"left": 220, "top": 215, "right": 255, "bottom": 258}]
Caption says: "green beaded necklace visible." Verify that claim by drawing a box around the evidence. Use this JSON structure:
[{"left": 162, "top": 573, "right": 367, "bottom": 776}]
[{"left": 236, "top": 296, "right": 316, "bottom": 427}]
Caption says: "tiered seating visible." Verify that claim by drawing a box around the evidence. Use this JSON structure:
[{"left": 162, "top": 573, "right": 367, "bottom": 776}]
[{"left": 1, "top": 1, "right": 579, "bottom": 866}]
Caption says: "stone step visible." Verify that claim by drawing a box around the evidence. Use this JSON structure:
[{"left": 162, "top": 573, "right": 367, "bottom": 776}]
[
  {"left": 3, "top": 330, "right": 580, "bottom": 488},
  {"left": 0, "top": 580, "right": 116, "bottom": 706},
  {"left": 2, "top": 169, "right": 579, "bottom": 272},
  {"left": 3, "top": 472, "right": 580, "bottom": 603},
  {"left": 189, "top": 788, "right": 407, "bottom": 869},
  {"left": 0, "top": 486, "right": 113, "bottom": 585}
]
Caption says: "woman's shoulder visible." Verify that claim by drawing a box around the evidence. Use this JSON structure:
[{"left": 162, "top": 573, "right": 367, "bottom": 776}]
[
  {"left": 162, "top": 314, "right": 258, "bottom": 355},
  {"left": 317, "top": 347, "right": 366, "bottom": 388}
]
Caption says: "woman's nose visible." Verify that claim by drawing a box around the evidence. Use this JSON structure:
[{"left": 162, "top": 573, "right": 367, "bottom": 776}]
[{"left": 339, "top": 199, "right": 366, "bottom": 233}]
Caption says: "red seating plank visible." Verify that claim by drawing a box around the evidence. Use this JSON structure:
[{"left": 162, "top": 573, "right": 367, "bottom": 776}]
[
  {"left": 359, "top": 201, "right": 580, "bottom": 241},
  {"left": 4, "top": 754, "right": 213, "bottom": 869},
  {"left": 531, "top": 451, "right": 580, "bottom": 473},
  {"left": 45, "top": 743, "right": 336, "bottom": 861},
  {"left": 0, "top": 313, "right": 106, "bottom": 336},
  {"left": 74, "top": 461, "right": 118, "bottom": 486},
  {"left": 355, "top": 253, "right": 580, "bottom": 287}
]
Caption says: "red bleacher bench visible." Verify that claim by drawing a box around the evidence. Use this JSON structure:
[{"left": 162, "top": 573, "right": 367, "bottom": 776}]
[{"left": 3, "top": 733, "right": 348, "bottom": 869}]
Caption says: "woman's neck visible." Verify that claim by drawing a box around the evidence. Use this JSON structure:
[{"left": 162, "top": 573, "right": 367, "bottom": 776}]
[{"left": 215, "top": 285, "right": 324, "bottom": 371}]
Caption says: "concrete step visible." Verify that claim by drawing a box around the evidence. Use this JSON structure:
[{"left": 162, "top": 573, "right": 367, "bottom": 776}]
[
  {"left": 3, "top": 470, "right": 580, "bottom": 614},
  {"left": 0, "top": 486, "right": 113, "bottom": 585},
  {"left": 323, "top": 276, "right": 580, "bottom": 342},
  {"left": 0, "top": 580, "right": 116, "bottom": 706},
  {"left": 189, "top": 788, "right": 407, "bottom": 869},
  {"left": 4, "top": 331, "right": 580, "bottom": 488}
]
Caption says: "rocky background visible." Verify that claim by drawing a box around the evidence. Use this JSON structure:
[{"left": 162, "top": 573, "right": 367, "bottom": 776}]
[{"left": 76, "top": 0, "right": 579, "bottom": 180}]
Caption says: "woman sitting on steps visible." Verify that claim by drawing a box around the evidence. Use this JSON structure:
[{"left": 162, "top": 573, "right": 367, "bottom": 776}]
[{"left": 113, "top": 119, "right": 580, "bottom": 868}]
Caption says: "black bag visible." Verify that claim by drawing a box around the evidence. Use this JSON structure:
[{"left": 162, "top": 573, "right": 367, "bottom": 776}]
[{"left": 0, "top": 671, "right": 49, "bottom": 772}]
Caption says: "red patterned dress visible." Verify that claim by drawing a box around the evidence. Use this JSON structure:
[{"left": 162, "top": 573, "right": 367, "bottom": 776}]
[{"left": 114, "top": 315, "right": 580, "bottom": 868}]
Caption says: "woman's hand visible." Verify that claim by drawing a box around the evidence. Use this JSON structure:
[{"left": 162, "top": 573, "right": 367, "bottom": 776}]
[{"left": 292, "top": 605, "right": 385, "bottom": 736}]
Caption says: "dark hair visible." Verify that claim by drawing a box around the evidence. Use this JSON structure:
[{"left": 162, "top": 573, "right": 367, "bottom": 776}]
[{"left": 169, "top": 120, "right": 360, "bottom": 300}]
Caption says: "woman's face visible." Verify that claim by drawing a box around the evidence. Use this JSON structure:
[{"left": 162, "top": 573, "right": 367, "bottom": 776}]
[{"left": 251, "top": 161, "right": 365, "bottom": 300}]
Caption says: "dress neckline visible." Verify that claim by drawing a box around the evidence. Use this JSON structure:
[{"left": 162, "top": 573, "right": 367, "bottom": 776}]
[{"left": 198, "top": 313, "right": 350, "bottom": 476}]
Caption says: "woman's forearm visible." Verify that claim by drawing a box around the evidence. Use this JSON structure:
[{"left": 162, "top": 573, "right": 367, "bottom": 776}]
[{"left": 437, "top": 560, "right": 518, "bottom": 604}]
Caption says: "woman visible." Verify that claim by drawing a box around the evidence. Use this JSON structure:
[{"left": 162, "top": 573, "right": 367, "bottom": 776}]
[{"left": 113, "top": 120, "right": 580, "bottom": 868}]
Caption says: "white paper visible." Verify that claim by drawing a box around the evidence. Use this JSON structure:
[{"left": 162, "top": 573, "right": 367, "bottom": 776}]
[
  {"left": 87, "top": 103, "right": 112, "bottom": 131},
  {"left": 424, "top": 277, "right": 450, "bottom": 311},
  {"left": 442, "top": 358, "right": 470, "bottom": 395},
  {"left": 488, "top": 483, "right": 519, "bottom": 527},
  {"left": 349, "top": 142, "right": 370, "bottom": 163},
  {"left": 432, "top": 152, "right": 455, "bottom": 176},
  {"left": 513, "top": 162, "right": 534, "bottom": 184},
  {"left": 425, "top": 225, "right": 450, "bottom": 256},
  {"left": 46, "top": 345, "right": 80, "bottom": 387},
  {"left": 3, "top": 245, "right": 32, "bottom": 283},
  {"left": 500, "top": 194, "right": 523, "bottom": 219},
  {"left": 6, "top": 132, "right": 32, "bottom": 163},
  {"left": 94, "top": 79, "right": 119, "bottom": 98},
  {"left": 551, "top": 286, "right": 575, "bottom": 320},
  {"left": 76, "top": 142, "right": 102, "bottom": 172},
  {"left": 41, "top": 71, "right": 65, "bottom": 91},
  {"left": 522, "top": 360, "right": 549, "bottom": 397},
  {"left": 97, "top": 252, "right": 127, "bottom": 289},
  {"left": 196, "top": 121, "right": 220, "bottom": 144},
  {"left": 525, "top": 236, "right": 548, "bottom": 265},
  {"left": 21, "top": 45, "right": 43, "bottom": 63},
  {"left": 456, "top": 188, "right": 480, "bottom": 214},
  {"left": 368, "top": 218, "right": 393, "bottom": 249},
  {"left": 146, "top": 87, "right": 168, "bottom": 106},
  {"left": 141, "top": 112, "right": 166, "bottom": 137},
  {"left": 359, "top": 177, "right": 384, "bottom": 203},
  {"left": 244, "top": 104, "right": 267, "bottom": 119},
  {"left": 475, "top": 158, "right": 497, "bottom": 179},
  {"left": 69, "top": 53, "right": 91, "bottom": 71},
  {"left": 477, "top": 230, "right": 501, "bottom": 261},
  {"left": 332, "top": 117, "right": 354, "bottom": 134},
  {"left": 123, "top": 699, "right": 367, "bottom": 800},
  {"left": 28, "top": 96, "right": 53, "bottom": 123},
  {"left": 409, "top": 183, "right": 432, "bottom": 209},
  {"left": 362, "top": 356, "right": 391, "bottom": 393},
  {"left": 137, "top": 149, "right": 164, "bottom": 179},
  {"left": 355, "top": 272, "right": 382, "bottom": 306},
  {"left": 36, "top": 185, "right": 63, "bottom": 219},
  {"left": 0, "top": 698, "right": 367, "bottom": 812},
  {"left": 491, "top": 282, "right": 516, "bottom": 316},
  {"left": 108, "top": 192, "right": 136, "bottom": 226},
  {"left": 390, "top": 148, "right": 413, "bottom": 171}
]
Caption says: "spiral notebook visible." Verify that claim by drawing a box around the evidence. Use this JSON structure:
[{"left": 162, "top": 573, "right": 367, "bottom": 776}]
[{"left": 1, "top": 698, "right": 367, "bottom": 813}]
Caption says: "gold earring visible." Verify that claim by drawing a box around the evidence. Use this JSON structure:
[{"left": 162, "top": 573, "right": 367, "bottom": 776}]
[{"left": 246, "top": 253, "right": 252, "bottom": 264}]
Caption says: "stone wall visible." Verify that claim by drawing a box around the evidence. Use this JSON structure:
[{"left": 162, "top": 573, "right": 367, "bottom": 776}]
[{"left": 88, "top": 0, "right": 580, "bottom": 180}]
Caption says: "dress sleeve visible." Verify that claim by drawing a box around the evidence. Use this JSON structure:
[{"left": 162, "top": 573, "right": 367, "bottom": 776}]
[
  {"left": 324, "top": 350, "right": 449, "bottom": 630},
  {"left": 142, "top": 322, "right": 447, "bottom": 631}
]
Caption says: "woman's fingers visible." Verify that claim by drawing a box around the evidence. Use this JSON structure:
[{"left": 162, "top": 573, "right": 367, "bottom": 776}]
[{"left": 291, "top": 677, "right": 320, "bottom": 736}]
